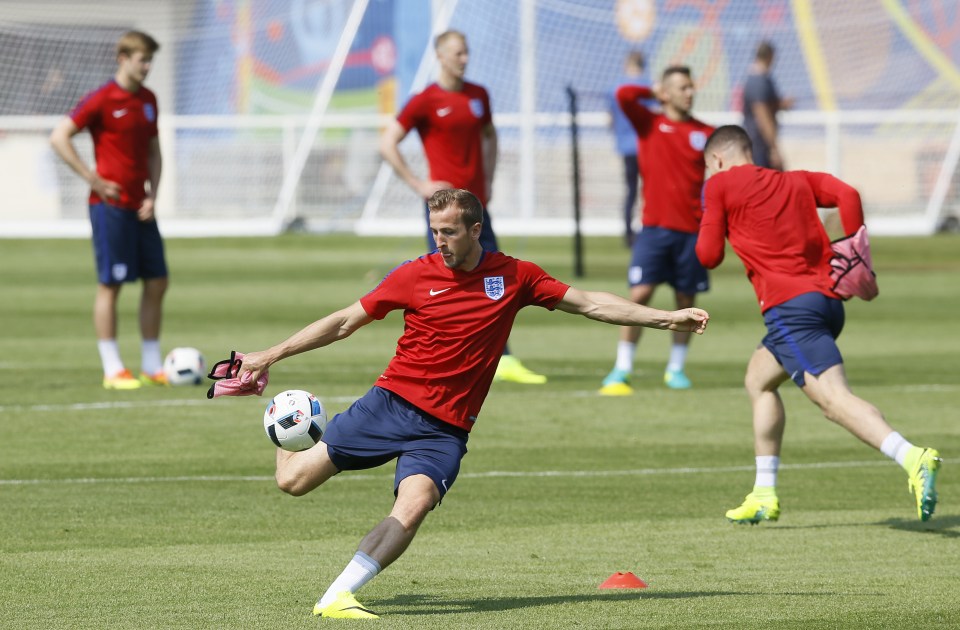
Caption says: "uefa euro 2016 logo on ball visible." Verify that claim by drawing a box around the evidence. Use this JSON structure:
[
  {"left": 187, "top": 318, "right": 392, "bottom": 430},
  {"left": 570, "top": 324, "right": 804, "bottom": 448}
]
[{"left": 263, "top": 389, "right": 327, "bottom": 452}]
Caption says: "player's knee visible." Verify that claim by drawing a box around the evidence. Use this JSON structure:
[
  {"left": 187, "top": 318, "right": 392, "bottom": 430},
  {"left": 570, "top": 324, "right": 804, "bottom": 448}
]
[
  {"left": 810, "top": 393, "right": 842, "bottom": 422},
  {"left": 744, "top": 371, "right": 769, "bottom": 399},
  {"left": 393, "top": 499, "right": 434, "bottom": 529},
  {"left": 144, "top": 276, "right": 168, "bottom": 297}
]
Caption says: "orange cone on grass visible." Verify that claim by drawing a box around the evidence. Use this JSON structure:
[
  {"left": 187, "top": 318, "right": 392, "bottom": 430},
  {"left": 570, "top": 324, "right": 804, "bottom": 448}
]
[{"left": 599, "top": 571, "right": 648, "bottom": 589}]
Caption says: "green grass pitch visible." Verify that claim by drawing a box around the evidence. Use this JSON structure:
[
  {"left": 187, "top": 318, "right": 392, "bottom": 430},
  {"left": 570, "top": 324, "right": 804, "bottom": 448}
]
[{"left": 1, "top": 233, "right": 957, "bottom": 629}]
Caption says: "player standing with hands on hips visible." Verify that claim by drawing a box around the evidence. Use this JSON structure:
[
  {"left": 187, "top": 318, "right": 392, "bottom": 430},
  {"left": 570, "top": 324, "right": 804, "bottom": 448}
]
[
  {"left": 50, "top": 30, "right": 168, "bottom": 390},
  {"left": 235, "top": 189, "right": 709, "bottom": 618},
  {"left": 696, "top": 125, "right": 941, "bottom": 524},
  {"left": 380, "top": 30, "right": 546, "bottom": 385},
  {"left": 600, "top": 66, "right": 715, "bottom": 395}
]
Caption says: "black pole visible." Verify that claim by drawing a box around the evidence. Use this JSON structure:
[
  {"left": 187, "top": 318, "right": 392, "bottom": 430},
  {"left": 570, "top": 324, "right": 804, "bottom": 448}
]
[{"left": 566, "top": 84, "right": 584, "bottom": 278}]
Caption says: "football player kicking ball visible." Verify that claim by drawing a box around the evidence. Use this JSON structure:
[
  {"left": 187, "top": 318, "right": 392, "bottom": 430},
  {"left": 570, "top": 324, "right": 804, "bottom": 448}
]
[
  {"left": 696, "top": 125, "right": 941, "bottom": 524},
  {"left": 237, "top": 189, "right": 709, "bottom": 618}
]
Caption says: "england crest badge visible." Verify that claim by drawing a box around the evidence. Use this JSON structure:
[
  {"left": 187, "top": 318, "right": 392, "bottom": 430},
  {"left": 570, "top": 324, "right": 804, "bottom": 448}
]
[
  {"left": 469, "top": 98, "right": 485, "bottom": 118},
  {"left": 689, "top": 130, "right": 707, "bottom": 151},
  {"left": 483, "top": 276, "right": 504, "bottom": 300}
]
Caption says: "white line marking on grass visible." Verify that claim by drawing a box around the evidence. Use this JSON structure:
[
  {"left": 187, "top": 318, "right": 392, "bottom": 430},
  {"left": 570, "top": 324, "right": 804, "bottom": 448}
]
[
  {"left": 894, "top": 384, "right": 960, "bottom": 393},
  {"left": 0, "top": 460, "right": 894, "bottom": 486},
  {"left": 3, "top": 383, "right": 955, "bottom": 414}
]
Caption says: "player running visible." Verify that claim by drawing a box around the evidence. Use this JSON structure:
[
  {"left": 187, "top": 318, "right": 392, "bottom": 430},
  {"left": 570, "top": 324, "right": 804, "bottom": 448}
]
[
  {"left": 236, "top": 189, "right": 709, "bottom": 618},
  {"left": 696, "top": 125, "right": 941, "bottom": 524}
]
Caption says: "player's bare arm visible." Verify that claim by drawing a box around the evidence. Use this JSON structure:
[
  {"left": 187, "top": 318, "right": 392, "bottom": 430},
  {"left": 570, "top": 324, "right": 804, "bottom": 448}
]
[
  {"left": 240, "top": 301, "right": 374, "bottom": 381},
  {"left": 555, "top": 287, "right": 709, "bottom": 333},
  {"left": 379, "top": 119, "right": 452, "bottom": 199},
  {"left": 481, "top": 122, "right": 497, "bottom": 203},
  {"left": 49, "top": 117, "right": 122, "bottom": 201},
  {"left": 139, "top": 136, "right": 162, "bottom": 221}
]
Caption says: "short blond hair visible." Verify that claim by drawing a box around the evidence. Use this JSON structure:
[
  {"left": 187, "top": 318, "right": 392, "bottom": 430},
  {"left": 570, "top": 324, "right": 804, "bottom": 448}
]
[
  {"left": 434, "top": 30, "right": 466, "bottom": 51},
  {"left": 117, "top": 31, "right": 160, "bottom": 58}
]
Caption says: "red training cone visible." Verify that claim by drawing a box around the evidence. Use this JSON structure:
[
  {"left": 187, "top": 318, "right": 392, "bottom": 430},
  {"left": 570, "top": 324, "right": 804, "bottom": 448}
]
[{"left": 599, "top": 571, "right": 648, "bottom": 589}]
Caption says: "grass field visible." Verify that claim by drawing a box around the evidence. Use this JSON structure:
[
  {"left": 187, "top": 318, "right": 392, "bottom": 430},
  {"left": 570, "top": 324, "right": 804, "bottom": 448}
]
[{"left": 1, "top": 233, "right": 957, "bottom": 629}]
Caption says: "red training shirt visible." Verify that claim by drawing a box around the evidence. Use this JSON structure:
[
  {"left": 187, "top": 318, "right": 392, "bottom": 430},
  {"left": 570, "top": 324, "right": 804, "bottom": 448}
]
[
  {"left": 616, "top": 85, "right": 714, "bottom": 234},
  {"left": 396, "top": 82, "right": 493, "bottom": 205},
  {"left": 697, "top": 165, "right": 865, "bottom": 312},
  {"left": 70, "top": 80, "right": 159, "bottom": 210},
  {"left": 360, "top": 251, "right": 570, "bottom": 431}
]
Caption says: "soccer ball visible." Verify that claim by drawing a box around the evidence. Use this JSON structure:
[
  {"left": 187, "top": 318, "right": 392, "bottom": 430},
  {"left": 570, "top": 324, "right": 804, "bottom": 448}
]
[
  {"left": 263, "top": 389, "right": 327, "bottom": 452},
  {"left": 162, "top": 347, "right": 206, "bottom": 386}
]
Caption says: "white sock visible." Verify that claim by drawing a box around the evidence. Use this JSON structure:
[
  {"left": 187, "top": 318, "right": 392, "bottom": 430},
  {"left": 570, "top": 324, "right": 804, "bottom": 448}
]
[
  {"left": 754, "top": 455, "right": 780, "bottom": 488},
  {"left": 880, "top": 431, "right": 914, "bottom": 466},
  {"left": 97, "top": 339, "right": 124, "bottom": 377},
  {"left": 141, "top": 339, "right": 162, "bottom": 375},
  {"left": 666, "top": 344, "right": 688, "bottom": 373},
  {"left": 317, "top": 552, "right": 381, "bottom": 608},
  {"left": 614, "top": 341, "right": 636, "bottom": 372}
]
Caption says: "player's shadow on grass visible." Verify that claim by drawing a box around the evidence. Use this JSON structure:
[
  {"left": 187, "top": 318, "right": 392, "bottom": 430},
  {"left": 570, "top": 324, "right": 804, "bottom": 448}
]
[
  {"left": 878, "top": 514, "right": 960, "bottom": 539},
  {"left": 771, "top": 514, "right": 960, "bottom": 538},
  {"left": 378, "top": 590, "right": 788, "bottom": 616}
]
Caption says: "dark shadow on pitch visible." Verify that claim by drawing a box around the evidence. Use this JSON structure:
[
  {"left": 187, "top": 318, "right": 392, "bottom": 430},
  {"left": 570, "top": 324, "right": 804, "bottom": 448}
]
[
  {"left": 374, "top": 589, "right": 822, "bottom": 616},
  {"left": 748, "top": 514, "right": 959, "bottom": 538},
  {"left": 878, "top": 514, "right": 960, "bottom": 539}
]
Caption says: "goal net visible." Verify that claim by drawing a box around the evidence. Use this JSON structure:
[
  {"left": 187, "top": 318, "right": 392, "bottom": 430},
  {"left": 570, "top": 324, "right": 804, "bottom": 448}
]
[
  {"left": 361, "top": 0, "right": 960, "bottom": 237},
  {"left": 0, "top": 0, "right": 388, "bottom": 237},
  {"left": 1, "top": 0, "right": 958, "bottom": 238}
]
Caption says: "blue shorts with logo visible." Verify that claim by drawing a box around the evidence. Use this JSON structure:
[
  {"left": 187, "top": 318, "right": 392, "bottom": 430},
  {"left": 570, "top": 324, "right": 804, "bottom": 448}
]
[
  {"left": 322, "top": 386, "right": 469, "bottom": 499},
  {"left": 761, "top": 292, "right": 845, "bottom": 387},
  {"left": 424, "top": 203, "right": 499, "bottom": 253},
  {"left": 90, "top": 202, "right": 167, "bottom": 284},
  {"left": 628, "top": 226, "right": 709, "bottom": 294}
]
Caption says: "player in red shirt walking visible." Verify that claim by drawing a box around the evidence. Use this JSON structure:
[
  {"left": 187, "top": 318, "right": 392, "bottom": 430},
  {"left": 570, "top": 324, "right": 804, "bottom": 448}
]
[
  {"left": 697, "top": 125, "right": 941, "bottom": 525},
  {"left": 50, "top": 31, "right": 167, "bottom": 390},
  {"left": 236, "top": 189, "right": 709, "bottom": 619},
  {"left": 380, "top": 30, "right": 546, "bottom": 385},
  {"left": 600, "top": 66, "right": 715, "bottom": 395}
]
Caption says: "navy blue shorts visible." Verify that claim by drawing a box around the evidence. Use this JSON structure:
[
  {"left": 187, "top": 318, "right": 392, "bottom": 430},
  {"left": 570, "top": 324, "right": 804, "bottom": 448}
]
[
  {"left": 90, "top": 202, "right": 167, "bottom": 284},
  {"left": 628, "top": 226, "right": 709, "bottom": 294},
  {"left": 762, "top": 292, "right": 845, "bottom": 387},
  {"left": 424, "top": 203, "right": 499, "bottom": 253},
  {"left": 322, "top": 387, "right": 469, "bottom": 498}
]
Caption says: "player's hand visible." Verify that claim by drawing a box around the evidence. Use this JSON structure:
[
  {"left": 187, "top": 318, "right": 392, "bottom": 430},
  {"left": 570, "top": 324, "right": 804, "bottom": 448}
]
[
  {"left": 417, "top": 179, "right": 455, "bottom": 199},
  {"left": 670, "top": 308, "right": 709, "bottom": 334},
  {"left": 238, "top": 350, "right": 272, "bottom": 384},
  {"left": 91, "top": 175, "right": 122, "bottom": 202},
  {"left": 138, "top": 197, "right": 156, "bottom": 221},
  {"left": 652, "top": 81, "right": 665, "bottom": 103}
]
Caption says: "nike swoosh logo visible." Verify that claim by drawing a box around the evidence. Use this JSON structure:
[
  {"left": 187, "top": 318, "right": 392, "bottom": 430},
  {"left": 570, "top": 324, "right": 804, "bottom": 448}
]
[
  {"left": 112, "top": 109, "right": 128, "bottom": 118},
  {"left": 658, "top": 122, "right": 675, "bottom": 132},
  {"left": 436, "top": 107, "right": 452, "bottom": 117},
  {"left": 429, "top": 288, "right": 451, "bottom": 296}
]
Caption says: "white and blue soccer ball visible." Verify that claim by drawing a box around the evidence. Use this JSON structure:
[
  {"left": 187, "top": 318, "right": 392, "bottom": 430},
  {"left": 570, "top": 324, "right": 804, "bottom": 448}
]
[
  {"left": 162, "top": 347, "right": 206, "bottom": 386},
  {"left": 263, "top": 389, "right": 327, "bottom": 452}
]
